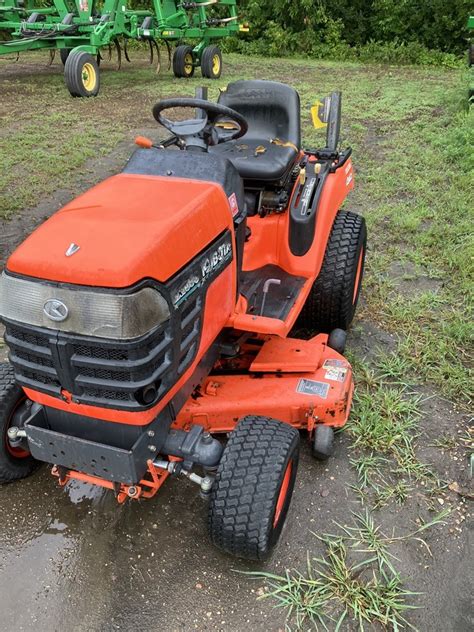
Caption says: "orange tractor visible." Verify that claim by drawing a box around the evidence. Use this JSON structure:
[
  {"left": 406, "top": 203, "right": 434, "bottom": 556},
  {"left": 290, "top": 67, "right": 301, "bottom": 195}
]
[{"left": 0, "top": 81, "right": 366, "bottom": 559}]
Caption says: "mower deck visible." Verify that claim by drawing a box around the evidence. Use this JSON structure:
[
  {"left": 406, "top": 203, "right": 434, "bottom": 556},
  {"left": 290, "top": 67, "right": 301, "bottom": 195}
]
[{"left": 176, "top": 334, "right": 354, "bottom": 434}]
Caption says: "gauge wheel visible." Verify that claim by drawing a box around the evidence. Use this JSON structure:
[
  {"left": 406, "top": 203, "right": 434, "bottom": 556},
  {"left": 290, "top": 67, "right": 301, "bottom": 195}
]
[
  {"left": 201, "top": 45, "right": 222, "bottom": 79},
  {"left": 172, "top": 45, "right": 195, "bottom": 78},
  {"left": 64, "top": 50, "right": 100, "bottom": 98}
]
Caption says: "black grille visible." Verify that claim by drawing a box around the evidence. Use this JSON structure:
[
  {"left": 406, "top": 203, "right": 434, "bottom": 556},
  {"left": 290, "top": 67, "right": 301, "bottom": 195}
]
[
  {"left": 2, "top": 289, "right": 199, "bottom": 410},
  {"left": 3, "top": 320, "right": 176, "bottom": 410}
]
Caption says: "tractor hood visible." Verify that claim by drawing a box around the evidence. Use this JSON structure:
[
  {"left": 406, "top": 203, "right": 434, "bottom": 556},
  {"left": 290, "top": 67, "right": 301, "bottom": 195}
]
[{"left": 6, "top": 174, "right": 233, "bottom": 287}]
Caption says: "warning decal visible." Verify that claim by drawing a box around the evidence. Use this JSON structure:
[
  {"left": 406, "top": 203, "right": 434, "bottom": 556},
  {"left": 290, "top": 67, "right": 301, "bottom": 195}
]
[{"left": 296, "top": 379, "right": 330, "bottom": 399}]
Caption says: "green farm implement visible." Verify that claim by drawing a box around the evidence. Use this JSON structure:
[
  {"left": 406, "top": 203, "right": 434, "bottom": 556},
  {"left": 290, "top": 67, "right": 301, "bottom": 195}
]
[
  {"left": 468, "top": 15, "right": 474, "bottom": 102},
  {"left": 0, "top": 0, "right": 244, "bottom": 96}
]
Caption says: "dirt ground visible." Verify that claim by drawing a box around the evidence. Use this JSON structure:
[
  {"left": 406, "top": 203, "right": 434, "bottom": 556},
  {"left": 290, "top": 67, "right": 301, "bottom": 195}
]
[{"left": 0, "top": 55, "right": 472, "bottom": 632}]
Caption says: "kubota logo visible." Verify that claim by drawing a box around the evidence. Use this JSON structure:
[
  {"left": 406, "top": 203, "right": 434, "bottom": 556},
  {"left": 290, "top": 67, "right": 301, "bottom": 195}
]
[{"left": 43, "top": 299, "right": 69, "bottom": 322}]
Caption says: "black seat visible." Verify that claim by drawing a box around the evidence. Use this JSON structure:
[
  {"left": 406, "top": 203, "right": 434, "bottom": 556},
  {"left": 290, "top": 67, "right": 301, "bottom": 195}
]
[{"left": 210, "top": 80, "right": 301, "bottom": 183}]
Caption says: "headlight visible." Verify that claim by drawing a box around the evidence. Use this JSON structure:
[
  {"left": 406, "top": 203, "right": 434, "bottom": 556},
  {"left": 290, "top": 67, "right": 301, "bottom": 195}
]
[{"left": 0, "top": 272, "right": 170, "bottom": 340}]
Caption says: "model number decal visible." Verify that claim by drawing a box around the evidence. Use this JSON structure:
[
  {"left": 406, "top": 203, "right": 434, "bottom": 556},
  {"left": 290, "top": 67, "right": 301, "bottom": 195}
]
[
  {"left": 172, "top": 239, "right": 232, "bottom": 307},
  {"left": 201, "top": 241, "right": 232, "bottom": 279}
]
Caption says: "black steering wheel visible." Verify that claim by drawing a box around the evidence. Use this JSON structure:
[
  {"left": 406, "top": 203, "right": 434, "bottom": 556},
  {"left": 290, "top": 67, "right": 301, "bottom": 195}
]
[{"left": 152, "top": 98, "right": 248, "bottom": 151}]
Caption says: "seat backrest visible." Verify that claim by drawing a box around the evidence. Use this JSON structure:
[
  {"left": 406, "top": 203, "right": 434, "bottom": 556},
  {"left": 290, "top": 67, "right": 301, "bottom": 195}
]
[{"left": 218, "top": 80, "right": 301, "bottom": 148}]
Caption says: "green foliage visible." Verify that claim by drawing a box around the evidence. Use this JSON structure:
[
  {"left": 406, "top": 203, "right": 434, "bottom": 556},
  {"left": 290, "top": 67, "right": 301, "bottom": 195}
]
[{"left": 225, "top": 0, "right": 471, "bottom": 65}]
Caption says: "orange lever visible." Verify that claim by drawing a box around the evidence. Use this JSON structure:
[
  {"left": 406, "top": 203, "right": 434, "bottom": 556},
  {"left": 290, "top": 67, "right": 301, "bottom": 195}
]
[{"left": 135, "top": 135, "right": 153, "bottom": 149}]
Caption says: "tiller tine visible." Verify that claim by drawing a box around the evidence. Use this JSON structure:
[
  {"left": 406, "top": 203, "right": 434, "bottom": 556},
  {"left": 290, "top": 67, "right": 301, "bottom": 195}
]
[
  {"left": 48, "top": 49, "right": 55, "bottom": 66},
  {"left": 164, "top": 39, "right": 172, "bottom": 70},
  {"left": 114, "top": 38, "right": 122, "bottom": 70},
  {"left": 153, "top": 39, "right": 161, "bottom": 74},
  {"left": 124, "top": 38, "right": 132, "bottom": 63}
]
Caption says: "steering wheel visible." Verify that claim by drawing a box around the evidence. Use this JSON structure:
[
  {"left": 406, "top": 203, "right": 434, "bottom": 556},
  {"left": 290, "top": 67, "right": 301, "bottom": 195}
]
[{"left": 152, "top": 98, "right": 248, "bottom": 151}]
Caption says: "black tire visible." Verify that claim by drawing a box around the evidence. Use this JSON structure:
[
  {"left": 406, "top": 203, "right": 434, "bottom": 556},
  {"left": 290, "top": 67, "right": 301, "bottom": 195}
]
[
  {"left": 201, "top": 45, "right": 222, "bottom": 79},
  {"left": 327, "top": 328, "right": 347, "bottom": 354},
  {"left": 64, "top": 50, "right": 100, "bottom": 98},
  {"left": 299, "top": 210, "right": 366, "bottom": 332},
  {"left": 209, "top": 416, "right": 299, "bottom": 560},
  {"left": 312, "top": 425, "right": 334, "bottom": 461},
  {"left": 172, "top": 45, "right": 195, "bottom": 78},
  {"left": 0, "top": 363, "right": 39, "bottom": 483},
  {"left": 59, "top": 48, "right": 70, "bottom": 66}
]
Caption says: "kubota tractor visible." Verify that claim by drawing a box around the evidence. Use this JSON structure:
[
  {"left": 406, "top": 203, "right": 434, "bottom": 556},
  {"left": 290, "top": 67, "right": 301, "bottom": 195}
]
[{"left": 0, "top": 80, "right": 366, "bottom": 560}]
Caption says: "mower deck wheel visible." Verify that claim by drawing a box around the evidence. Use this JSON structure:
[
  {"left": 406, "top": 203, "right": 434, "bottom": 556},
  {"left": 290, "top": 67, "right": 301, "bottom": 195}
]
[
  {"left": 172, "top": 45, "right": 195, "bottom": 78},
  {"left": 0, "top": 363, "right": 39, "bottom": 483},
  {"left": 327, "top": 328, "right": 347, "bottom": 354},
  {"left": 299, "top": 210, "right": 367, "bottom": 332},
  {"left": 201, "top": 45, "right": 222, "bottom": 79},
  {"left": 312, "top": 425, "right": 334, "bottom": 461},
  {"left": 208, "top": 415, "right": 299, "bottom": 560},
  {"left": 64, "top": 50, "right": 100, "bottom": 98}
]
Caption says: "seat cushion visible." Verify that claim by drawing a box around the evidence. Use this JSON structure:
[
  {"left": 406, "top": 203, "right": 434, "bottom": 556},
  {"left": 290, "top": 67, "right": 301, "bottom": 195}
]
[
  {"left": 209, "top": 80, "right": 301, "bottom": 183},
  {"left": 211, "top": 138, "right": 297, "bottom": 182}
]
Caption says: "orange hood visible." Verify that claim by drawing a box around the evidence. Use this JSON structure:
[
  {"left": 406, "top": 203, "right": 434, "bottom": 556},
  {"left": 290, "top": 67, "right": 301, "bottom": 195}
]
[{"left": 7, "top": 173, "right": 233, "bottom": 287}]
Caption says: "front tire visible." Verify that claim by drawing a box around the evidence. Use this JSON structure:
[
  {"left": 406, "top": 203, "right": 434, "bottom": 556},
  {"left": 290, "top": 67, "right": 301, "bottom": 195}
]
[
  {"left": 209, "top": 416, "right": 299, "bottom": 560},
  {"left": 64, "top": 50, "right": 100, "bottom": 98},
  {"left": 0, "top": 363, "right": 39, "bottom": 483},
  {"left": 299, "top": 210, "right": 366, "bottom": 332}
]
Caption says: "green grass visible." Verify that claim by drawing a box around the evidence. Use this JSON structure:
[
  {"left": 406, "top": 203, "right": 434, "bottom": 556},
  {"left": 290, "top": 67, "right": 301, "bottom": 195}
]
[{"left": 242, "top": 511, "right": 448, "bottom": 631}]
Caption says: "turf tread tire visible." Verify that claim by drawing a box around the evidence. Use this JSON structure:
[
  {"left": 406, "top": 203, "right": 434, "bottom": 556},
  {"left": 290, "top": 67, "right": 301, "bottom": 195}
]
[
  {"left": 0, "top": 363, "right": 39, "bottom": 483},
  {"left": 299, "top": 210, "right": 366, "bottom": 332},
  {"left": 209, "top": 416, "right": 299, "bottom": 560}
]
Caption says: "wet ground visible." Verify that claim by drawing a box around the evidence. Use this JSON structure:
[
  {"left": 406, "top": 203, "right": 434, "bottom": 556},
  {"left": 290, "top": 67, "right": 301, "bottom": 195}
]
[
  {"left": 0, "top": 403, "right": 471, "bottom": 632},
  {"left": 0, "top": 56, "right": 472, "bottom": 632}
]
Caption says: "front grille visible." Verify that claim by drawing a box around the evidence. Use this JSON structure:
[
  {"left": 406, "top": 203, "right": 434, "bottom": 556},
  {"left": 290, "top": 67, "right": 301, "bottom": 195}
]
[
  {"left": 2, "top": 289, "right": 200, "bottom": 411},
  {"left": 3, "top": 319, "right": 177, "bottom": 410}
]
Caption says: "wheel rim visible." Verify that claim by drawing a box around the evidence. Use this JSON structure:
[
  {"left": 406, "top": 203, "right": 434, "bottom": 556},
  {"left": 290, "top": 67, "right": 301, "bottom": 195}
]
[
  {"left": 352, "top": 248, "right": 364, "bottom": 304},
  {"left": 184, "top": 53, "right": 193, "bottom": 75},
  {"left": 81, "top": 62, "right": 97, "bottom": 91},
  {"left": 273, "top": 461, "right": 292, "bottom": 527},
  {"left": 5, "top": 398, "right": 30, "bottom": 459},
  {"left": 212, "top": 53, "right": 221, "bottom": 76}
]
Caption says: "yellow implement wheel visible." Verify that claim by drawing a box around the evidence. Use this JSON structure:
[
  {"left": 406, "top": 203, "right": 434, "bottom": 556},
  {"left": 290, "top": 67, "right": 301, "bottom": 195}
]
[
  {"left": 201, "top": 45, "right": 222, "bottom": 79},
  {"left": 81, "top": 62, "right": 97, "bottom": 92},
  {"left": 172, "top": 45, "right": 195, "bottom": 78},
  {"left": 64, "top": 50, "right": 100, "bottom": 98}
]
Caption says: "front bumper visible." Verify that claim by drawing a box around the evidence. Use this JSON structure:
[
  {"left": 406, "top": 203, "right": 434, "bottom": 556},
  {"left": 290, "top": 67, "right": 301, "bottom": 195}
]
[{"left": 22, "top": 403, "right": 223, "bottom": 485}]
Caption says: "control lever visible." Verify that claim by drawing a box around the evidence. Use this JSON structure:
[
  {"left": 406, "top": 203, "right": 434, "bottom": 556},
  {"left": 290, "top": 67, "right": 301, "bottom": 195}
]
[{"left": 260, "top": 278, "right": 281, "bottom": 316}]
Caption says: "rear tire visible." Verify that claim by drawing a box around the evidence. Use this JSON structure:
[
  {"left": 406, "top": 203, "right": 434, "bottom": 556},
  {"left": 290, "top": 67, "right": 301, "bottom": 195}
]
[
  {"left": 208, "top": 416, "right": 299, "bottom": 560},
  {"left": 201, "top": 45, "right": 222, "bottom": 79},
  {"left": 64, "top": 50, "right": 100, "bottom": 98},
  {"left": 172, "top": 45, "right": 194, "bottom": 78},
  {"left": 299, "top": 210, "right": 366, "bottom": 332},
  {"left": 0, "top": 363, "right": 39, "bottom": 483}
]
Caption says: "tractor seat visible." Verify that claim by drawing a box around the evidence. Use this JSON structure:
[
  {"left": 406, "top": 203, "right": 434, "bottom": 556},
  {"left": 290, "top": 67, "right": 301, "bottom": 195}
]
[{"left": 210, "top": 80, "right": 301, "bottom": 183}]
